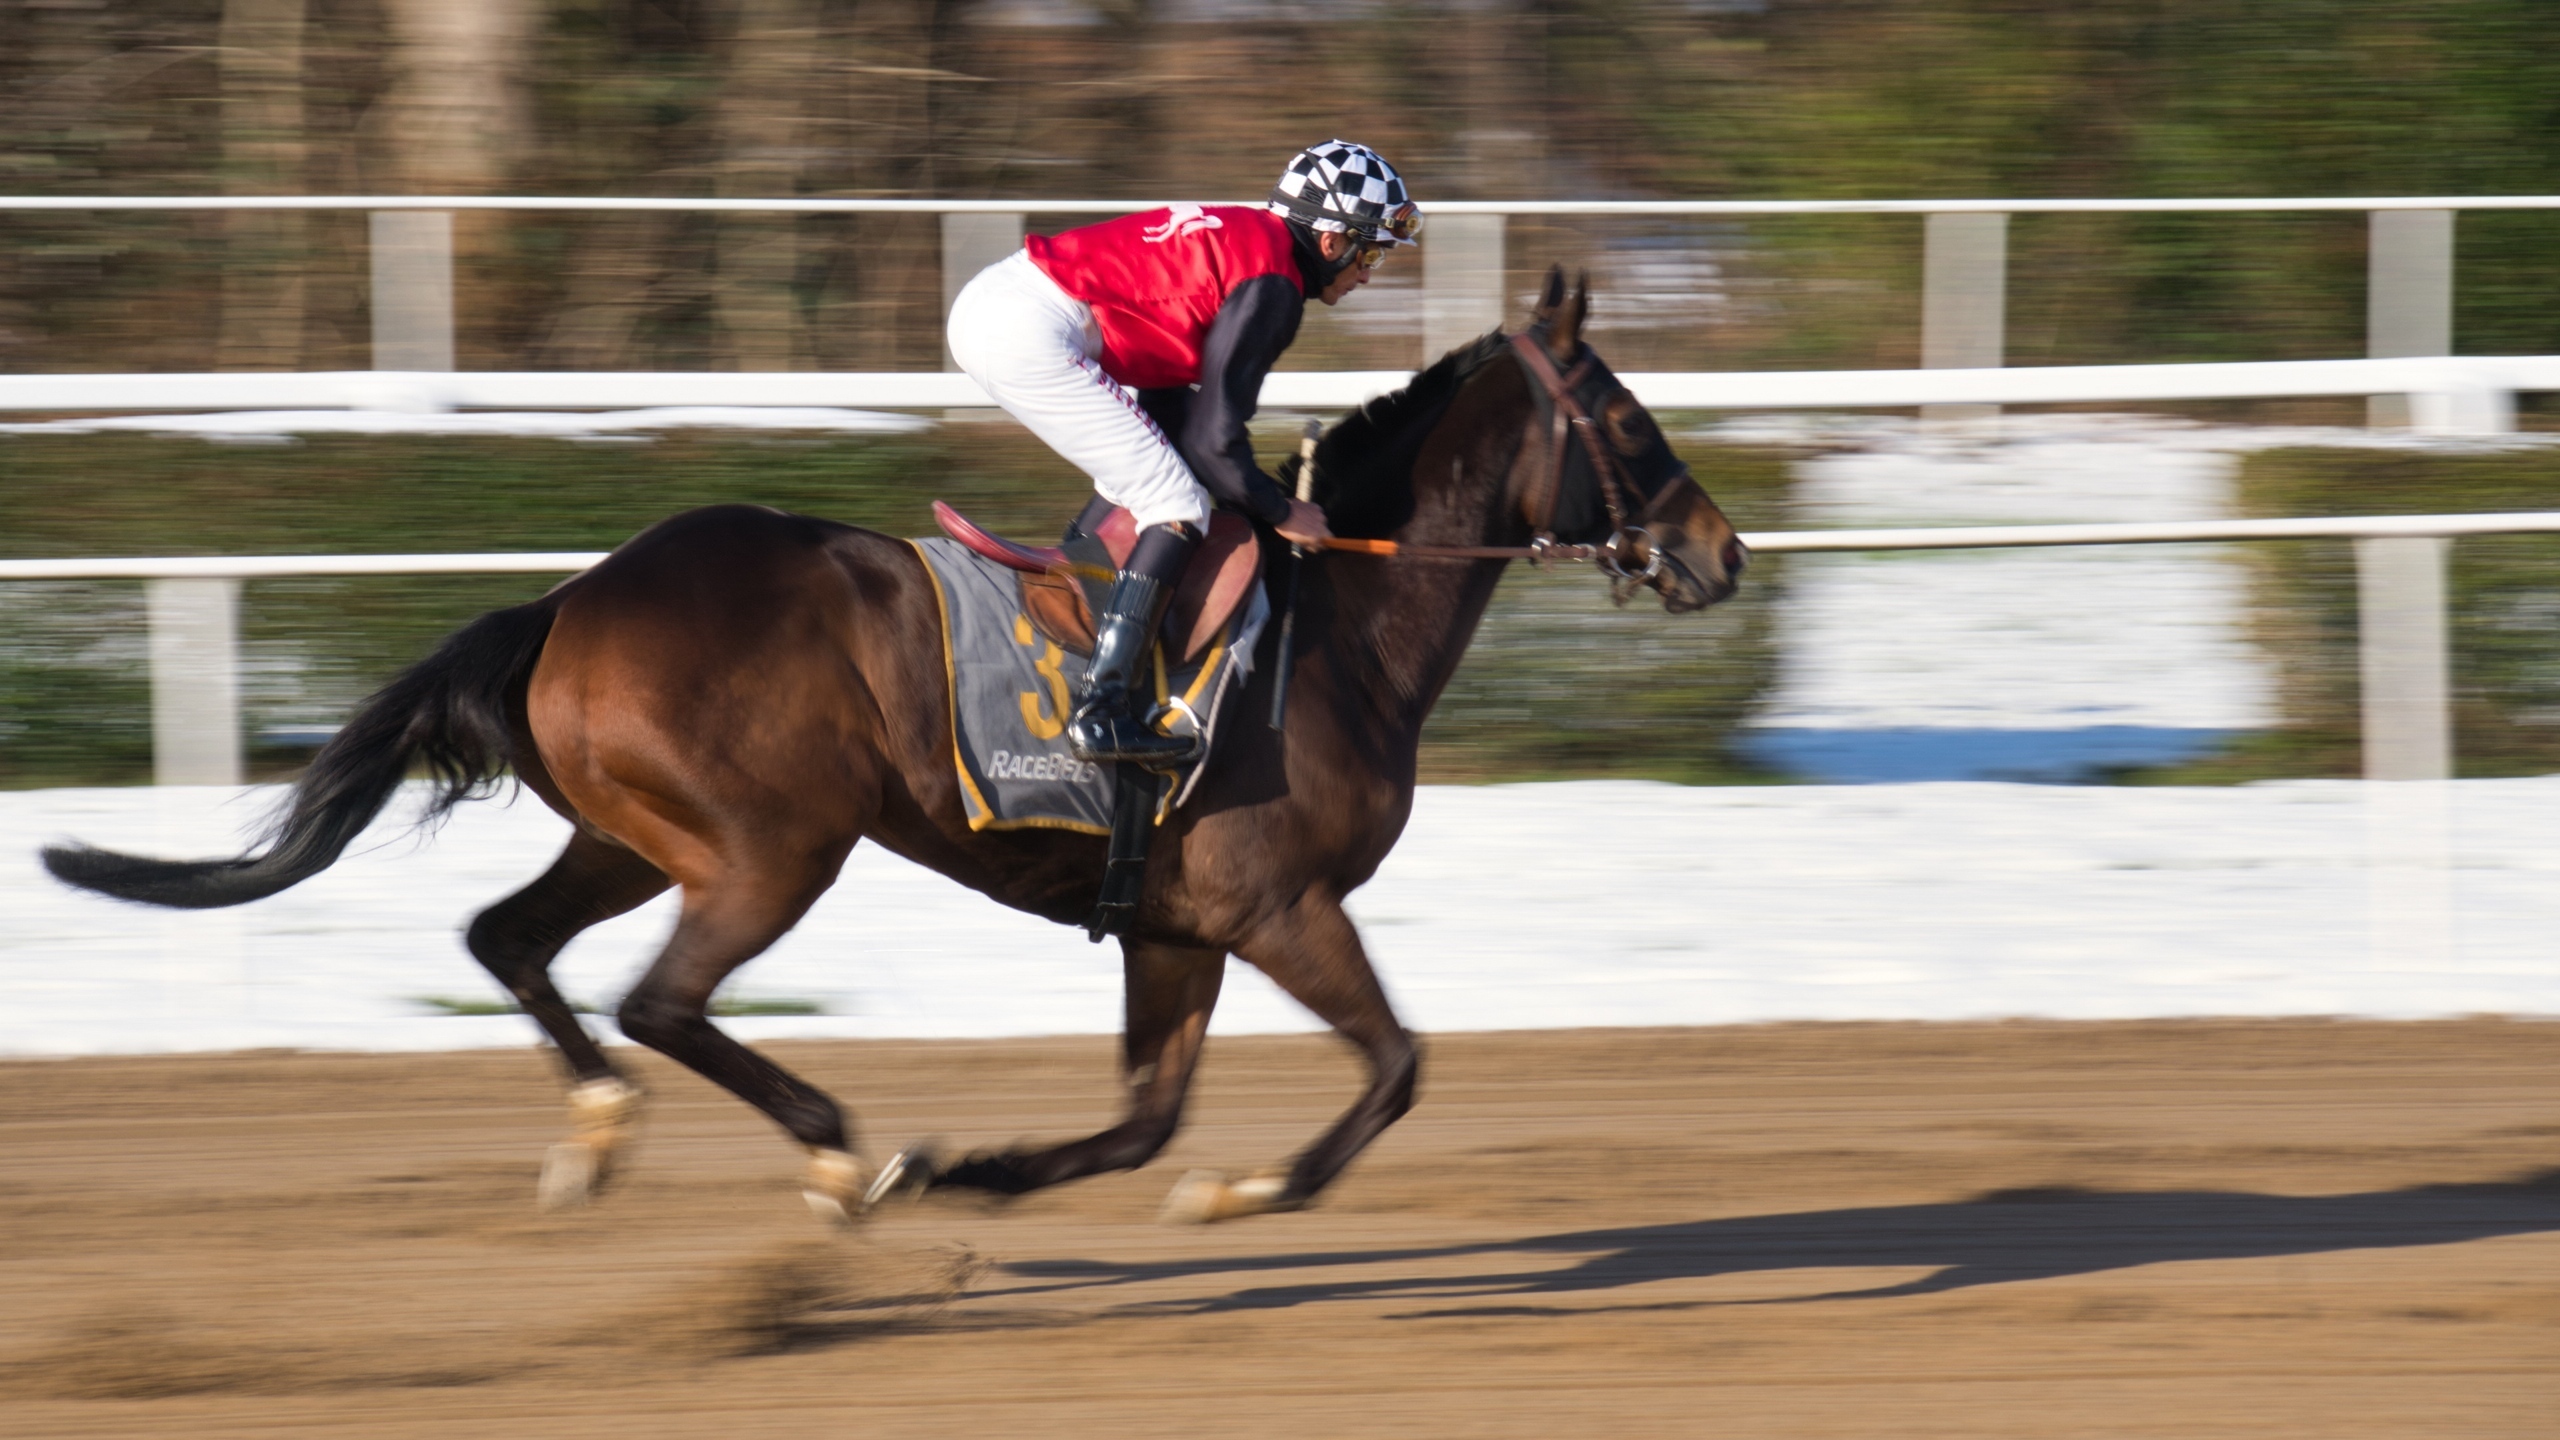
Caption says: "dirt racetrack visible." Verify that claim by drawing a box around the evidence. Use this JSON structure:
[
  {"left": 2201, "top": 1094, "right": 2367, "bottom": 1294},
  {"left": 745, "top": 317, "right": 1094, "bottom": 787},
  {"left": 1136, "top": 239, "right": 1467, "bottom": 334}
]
[{"left": 2, "top": 1020, "right": 2555, "bottom": 1438}]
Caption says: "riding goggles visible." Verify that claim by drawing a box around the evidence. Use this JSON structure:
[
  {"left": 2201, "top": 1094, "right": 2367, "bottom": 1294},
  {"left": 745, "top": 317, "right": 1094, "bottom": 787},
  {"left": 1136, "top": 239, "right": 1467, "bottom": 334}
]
[
  {"left": 1275, "top": 195, "right": 1424, "bottom": 270},
  {"left": 1349, "top": 204, "right": 1425, "bottom": 268}
]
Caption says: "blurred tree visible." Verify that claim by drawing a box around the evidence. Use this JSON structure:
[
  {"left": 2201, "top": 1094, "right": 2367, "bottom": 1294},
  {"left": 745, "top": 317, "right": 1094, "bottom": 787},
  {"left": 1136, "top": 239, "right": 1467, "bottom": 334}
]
[
  {"left": 12, "top": 0, "right": 2560, "bottom": 372},
  {"left": 375, "top": 0, "right": 534, "bottom": 193},
  {"left": 715, "top": 0, "right": 820, "bottom": 370},
  {"left": 218, "top": 0, "right": 309, "bottom": 370},
  {"left": 375, "top": 0, "right": 534, "bottom": 366}
]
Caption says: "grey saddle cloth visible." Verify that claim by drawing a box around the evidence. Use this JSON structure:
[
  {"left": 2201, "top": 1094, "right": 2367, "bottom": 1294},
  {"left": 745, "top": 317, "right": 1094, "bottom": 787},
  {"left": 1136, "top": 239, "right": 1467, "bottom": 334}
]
[{"left": 911, "top": 537, "right": 1268, "bottom": 834}]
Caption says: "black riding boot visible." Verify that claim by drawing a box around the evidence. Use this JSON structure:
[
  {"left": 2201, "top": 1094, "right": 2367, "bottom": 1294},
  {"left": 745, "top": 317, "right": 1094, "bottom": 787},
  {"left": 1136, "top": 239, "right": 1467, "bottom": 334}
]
[{"left": 1068, "top": 522, "right": 1199, "bottom": 768}]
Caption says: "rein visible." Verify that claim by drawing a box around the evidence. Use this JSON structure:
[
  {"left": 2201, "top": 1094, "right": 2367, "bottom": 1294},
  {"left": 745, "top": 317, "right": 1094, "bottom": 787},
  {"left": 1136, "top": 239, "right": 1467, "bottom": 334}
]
[
  {"left": 1317, "top": 535, "right": 1617, "bottom": 562},
  {"left": 1311, "top": 331, "right": 1672, "bottom": 596}
]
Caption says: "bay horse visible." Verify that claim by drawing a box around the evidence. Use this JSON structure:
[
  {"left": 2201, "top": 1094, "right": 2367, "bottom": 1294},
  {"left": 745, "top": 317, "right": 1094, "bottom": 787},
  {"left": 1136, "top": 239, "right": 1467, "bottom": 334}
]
[{"left": 43, "top": 269, "right": 1746, "bottom": 1225}]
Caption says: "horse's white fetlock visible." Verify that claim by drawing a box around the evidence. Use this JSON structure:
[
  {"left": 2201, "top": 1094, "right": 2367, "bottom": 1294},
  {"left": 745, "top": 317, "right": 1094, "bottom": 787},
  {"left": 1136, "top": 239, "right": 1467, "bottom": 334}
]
[
  {"left": 803, "top": 1147, "right": 873, "bottom": 1228},
  {"left": 1159, "top": 1169, "right": 1305, "bottom": 1225},
  {"left": 567, "top": 1075, "right": 646, "bottom": 1137}
]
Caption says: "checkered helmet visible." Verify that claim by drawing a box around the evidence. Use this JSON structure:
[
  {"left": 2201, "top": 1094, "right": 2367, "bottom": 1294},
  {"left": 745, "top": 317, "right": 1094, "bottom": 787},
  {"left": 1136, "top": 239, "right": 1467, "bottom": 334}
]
[{"left": 1268, "top": 140, "right": 1420, "bottom": 247}]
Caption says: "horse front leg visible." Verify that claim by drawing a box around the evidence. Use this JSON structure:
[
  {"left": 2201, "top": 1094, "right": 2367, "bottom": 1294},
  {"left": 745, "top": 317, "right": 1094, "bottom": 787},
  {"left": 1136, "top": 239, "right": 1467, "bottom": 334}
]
[
  {"left": 922, "top": 939, "right": 1226, "bottom": 1198},
  {"left": 1164, "top": 891, "right": 1418, "bottom": 1223}
]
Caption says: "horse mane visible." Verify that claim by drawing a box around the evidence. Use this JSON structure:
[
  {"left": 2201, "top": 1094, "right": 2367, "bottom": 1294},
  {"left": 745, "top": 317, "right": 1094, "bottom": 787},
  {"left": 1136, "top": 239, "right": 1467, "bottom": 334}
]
[{"left": 1280, "top": 329, "right": 1512, "bottom": 539}]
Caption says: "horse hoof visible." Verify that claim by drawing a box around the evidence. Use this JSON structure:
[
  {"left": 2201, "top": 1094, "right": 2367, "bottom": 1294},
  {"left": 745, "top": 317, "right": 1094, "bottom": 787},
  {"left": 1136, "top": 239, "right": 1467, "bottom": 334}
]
[
  {"left": 803, "top": 1147, "right": 872, "bottom": 1228},
  {"left": 537, "top": 1141, "right": 599, "bottom": 1211},
  {"left": 1159, "top": 1169, "right": 1303, "bottom": 1225},
  {"left": 539, "top": 1075, "right": 645, "bottom": 1211},
  {"left": 861, "top": 1142, "right": 941, "bottom": 1211}
]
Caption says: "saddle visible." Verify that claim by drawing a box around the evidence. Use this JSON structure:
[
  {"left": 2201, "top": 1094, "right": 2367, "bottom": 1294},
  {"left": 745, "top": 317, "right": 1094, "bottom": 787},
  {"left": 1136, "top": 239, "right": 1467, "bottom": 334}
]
[{"left": 931, "top": 500, "right": 1263, "bottom": 663}]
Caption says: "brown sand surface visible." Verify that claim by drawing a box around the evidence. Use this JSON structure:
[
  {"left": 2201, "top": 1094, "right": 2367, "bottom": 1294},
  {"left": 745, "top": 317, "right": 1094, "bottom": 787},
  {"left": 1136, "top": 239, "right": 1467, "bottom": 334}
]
[{"left": 0, "top": 1020, "right": 2555, "bottom": 1437}]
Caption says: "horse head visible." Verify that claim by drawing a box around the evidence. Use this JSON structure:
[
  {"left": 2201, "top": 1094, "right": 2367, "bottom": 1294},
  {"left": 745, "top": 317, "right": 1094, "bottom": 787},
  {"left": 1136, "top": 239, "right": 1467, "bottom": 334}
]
[{"left": 1515, "top": 266, "right": 1748, "bottom": 615}]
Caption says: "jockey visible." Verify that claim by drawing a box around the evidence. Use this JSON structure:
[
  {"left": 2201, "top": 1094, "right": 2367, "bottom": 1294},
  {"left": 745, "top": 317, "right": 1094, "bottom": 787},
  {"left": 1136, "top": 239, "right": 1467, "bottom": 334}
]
[{"left": 947, "top": 140, "right": 1420, "bottom": 767}]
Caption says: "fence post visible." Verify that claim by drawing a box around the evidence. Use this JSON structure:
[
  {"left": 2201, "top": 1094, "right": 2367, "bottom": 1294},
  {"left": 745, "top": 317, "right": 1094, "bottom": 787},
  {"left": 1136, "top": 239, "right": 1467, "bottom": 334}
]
[
  {"left": 941, "top": 212, "right": 1026, "bottom": 371},
  {"left": 2356, "top": 535, "right": 2452, "bottom": 782},
  {"left": 1424, "top": 213, "right": 1506, "bottom": 366},
  {"left": 1920, "top": 212, "right": 2007, "bottom": 425},
  {"left": 369, "top": 210, "right": 455, "bottom": 373},
  {"left": 146, "top": 578, "right": 244, "bottom": 787},
  {"left": 2356, "top": 534, "right": 2455, "bottom": 970},
  {"left": 2367, "top": 210, "right": 2453, "bottom": 431}
]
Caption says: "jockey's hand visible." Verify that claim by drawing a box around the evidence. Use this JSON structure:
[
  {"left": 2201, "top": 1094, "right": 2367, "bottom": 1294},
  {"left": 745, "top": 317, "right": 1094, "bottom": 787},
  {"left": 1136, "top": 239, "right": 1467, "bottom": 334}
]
[{"left": 1277, "top": 498, "right": 1333, "bottom": 548}]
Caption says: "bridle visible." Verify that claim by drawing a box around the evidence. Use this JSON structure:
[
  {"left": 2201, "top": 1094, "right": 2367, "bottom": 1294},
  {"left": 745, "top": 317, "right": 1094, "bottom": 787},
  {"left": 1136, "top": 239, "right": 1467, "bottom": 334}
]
[
  {"left": 1508, "top": 328, "right": 1678, "bottom": 594},
  {"left": 1315, "top": 329, "right": 1697, "bottom": 604}
]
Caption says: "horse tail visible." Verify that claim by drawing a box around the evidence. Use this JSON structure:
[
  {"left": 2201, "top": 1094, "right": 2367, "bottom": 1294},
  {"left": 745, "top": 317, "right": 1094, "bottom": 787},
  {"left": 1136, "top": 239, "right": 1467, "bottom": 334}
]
[{"left": 42, "top": 596, "right": 561, "bottom": 910}]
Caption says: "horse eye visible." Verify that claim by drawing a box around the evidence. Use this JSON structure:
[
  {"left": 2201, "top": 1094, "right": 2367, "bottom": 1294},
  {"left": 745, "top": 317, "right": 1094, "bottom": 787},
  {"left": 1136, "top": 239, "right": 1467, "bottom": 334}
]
[{"left": 1606, "top": 403, "right": 1655, "bottom": 455}]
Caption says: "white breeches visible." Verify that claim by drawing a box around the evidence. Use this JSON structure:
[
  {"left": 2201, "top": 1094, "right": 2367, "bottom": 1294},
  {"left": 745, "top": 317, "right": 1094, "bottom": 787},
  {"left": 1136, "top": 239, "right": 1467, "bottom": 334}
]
[{"left": 946, "top": 251, "right": 1212, "bottom": 533}]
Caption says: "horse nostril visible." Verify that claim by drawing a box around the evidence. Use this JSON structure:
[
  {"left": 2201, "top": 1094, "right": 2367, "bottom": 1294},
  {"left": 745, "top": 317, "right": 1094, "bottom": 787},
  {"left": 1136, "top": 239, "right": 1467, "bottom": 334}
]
[{"left": 1722, "top": 537, "right": 1751, "bottom": 578}]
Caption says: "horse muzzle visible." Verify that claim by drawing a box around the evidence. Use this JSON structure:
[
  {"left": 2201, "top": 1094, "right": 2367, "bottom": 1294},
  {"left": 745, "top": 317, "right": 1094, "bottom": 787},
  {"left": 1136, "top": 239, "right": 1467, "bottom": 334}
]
[
  {"left": 1627, "top": 470, "right": 1745, "bottom": 614},
  {"left": 1645, "top": 527, "right": 1744, "bottom": 614}
]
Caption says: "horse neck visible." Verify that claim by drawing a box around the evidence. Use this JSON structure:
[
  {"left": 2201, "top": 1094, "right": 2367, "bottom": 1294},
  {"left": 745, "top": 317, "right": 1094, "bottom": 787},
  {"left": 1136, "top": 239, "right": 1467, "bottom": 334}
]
[{"left": 1319, "top": 365, "right": 1537, "bottom": 738}]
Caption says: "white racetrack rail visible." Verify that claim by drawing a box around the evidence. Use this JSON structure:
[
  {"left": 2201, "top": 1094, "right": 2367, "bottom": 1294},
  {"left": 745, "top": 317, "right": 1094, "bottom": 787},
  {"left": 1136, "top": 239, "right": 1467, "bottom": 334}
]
[{"left": 7, "top": 512, "right": 2560, "bottom": 580}]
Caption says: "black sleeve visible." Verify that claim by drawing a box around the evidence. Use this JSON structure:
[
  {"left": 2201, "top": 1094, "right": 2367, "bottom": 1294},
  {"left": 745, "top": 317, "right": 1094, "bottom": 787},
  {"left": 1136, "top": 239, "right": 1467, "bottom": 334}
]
[
  {"left": 1180, "top": 273, "right": 1304, "bottom": 528},
  {"left": 1132, "top": 386, "right": 1191, "bottom": 442}
]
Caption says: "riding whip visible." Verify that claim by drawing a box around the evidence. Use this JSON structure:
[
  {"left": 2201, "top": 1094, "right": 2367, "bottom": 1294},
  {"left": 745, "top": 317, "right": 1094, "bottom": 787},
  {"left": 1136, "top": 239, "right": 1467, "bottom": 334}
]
[{"left": 1268, "top": 419, "right": 1322, "bottom": 730}]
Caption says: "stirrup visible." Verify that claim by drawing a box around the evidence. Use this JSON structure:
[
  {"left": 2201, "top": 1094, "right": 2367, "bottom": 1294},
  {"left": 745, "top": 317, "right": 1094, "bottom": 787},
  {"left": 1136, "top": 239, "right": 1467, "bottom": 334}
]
[{"left": 1067, "top": 700, "right": 1199, "bottom": 768}]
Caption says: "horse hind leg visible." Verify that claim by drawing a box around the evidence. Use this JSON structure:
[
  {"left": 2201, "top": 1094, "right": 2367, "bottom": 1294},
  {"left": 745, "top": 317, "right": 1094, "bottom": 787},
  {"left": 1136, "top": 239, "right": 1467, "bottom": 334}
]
[
  {"left": 920, "top": 939, "right": 1225, "bottom": 1201},
  {"left": 613, "top": 865, "right": 870, "bottom": 1225},
  {"left": 1165, "top": 894, "right": 1417, "bottom": 1224},
  {"left": 463, "top": 827, "right": 670, "bottom": 1209}
]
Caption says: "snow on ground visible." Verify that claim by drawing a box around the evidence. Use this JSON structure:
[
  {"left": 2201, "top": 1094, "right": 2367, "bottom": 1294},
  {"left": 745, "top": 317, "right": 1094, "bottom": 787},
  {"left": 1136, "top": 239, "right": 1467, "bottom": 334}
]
[
  {"left": 1737, "top": 417, "right": 2278, "bottom": 779},
  {"left": 1717, "top": 414, "right": 2558, "bottom": 781},
  {"left": 4, "top": 778, "right": 2552, "bottom": 1057}
]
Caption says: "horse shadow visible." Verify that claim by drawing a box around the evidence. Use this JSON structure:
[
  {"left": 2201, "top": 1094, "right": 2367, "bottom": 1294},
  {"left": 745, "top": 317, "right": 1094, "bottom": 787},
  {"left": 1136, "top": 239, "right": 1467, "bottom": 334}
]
[{"left": 985, "top": 1169, "right": 2560, "bottom": 1319}]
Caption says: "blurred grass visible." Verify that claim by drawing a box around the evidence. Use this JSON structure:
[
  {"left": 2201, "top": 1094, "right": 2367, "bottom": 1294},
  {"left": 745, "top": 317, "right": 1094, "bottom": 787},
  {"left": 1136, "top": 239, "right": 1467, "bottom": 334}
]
[
  {"left": 0, "top": 426, "right": 1790, "bottom": 789},
  {"left": 2129, "top": 445, "right": 2560, "bottom": 782}
]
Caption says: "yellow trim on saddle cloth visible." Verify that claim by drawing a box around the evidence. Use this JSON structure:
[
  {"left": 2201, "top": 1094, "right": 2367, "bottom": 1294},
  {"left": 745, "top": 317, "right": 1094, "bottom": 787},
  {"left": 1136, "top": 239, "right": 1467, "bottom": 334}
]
[
  {"left": 1179, "top": 624, "right": 1231, "bottom": 712},
  {"left": 908, "top": 538, "right": 1111, "bottom": 837},
  {"left": 1148, "top": 621, "right": 1234, "bottom": 826}
]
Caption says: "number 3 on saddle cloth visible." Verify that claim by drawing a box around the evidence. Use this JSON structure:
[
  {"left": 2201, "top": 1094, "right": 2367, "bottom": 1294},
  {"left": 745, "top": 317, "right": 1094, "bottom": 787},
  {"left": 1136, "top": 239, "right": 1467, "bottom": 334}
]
[{"left": 911, "top": 501, "right": 1268, "bottom": 853}]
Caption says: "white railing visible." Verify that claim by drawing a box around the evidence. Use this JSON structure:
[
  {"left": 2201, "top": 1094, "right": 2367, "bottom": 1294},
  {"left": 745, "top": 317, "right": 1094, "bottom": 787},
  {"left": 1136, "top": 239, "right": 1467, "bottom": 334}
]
[
  {"left": 0, "top": 356, "right": 2542, "bottom": 435},
  {"left": 6, "top": 512, "right": 2545, "bottom": 787},
  {"left": 3, "top": 193, "right": 2543, "bottom": 421},
  {"left": 0, "top": 552, "right": 614, "bottom": 580}
]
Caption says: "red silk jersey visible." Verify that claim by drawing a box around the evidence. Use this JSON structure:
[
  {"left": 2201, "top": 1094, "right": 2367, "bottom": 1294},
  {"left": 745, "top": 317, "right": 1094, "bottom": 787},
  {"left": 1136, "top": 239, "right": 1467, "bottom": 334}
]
[{"left": 1024, "top": 205, "right": 1301, "bottom": 390}]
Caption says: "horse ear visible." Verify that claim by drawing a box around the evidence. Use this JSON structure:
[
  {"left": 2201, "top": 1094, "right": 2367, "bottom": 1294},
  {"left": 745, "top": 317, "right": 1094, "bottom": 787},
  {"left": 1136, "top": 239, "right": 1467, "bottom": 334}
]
[
  {"left": 1544, "top": 269, "right": 1590, "bottom": 363},
  {"left": 1530, "top": 265, "right": 1567, "bottom": 328}
]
